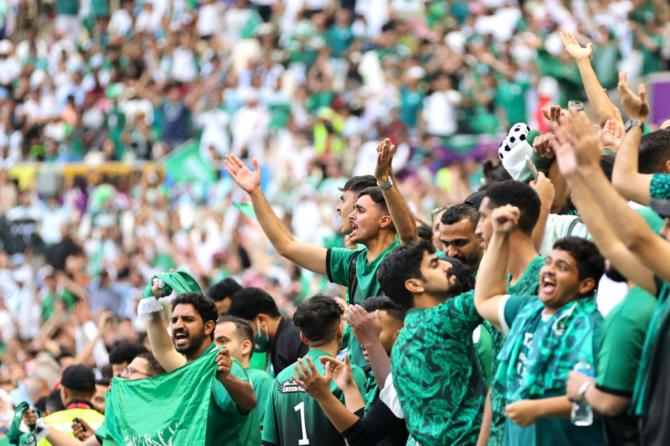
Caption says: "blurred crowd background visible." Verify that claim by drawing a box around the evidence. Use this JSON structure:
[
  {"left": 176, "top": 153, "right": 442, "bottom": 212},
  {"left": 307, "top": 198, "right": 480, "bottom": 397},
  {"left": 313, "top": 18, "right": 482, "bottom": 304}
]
[{"left": 0, "top": 0, "right": 670, "bottom": 430}]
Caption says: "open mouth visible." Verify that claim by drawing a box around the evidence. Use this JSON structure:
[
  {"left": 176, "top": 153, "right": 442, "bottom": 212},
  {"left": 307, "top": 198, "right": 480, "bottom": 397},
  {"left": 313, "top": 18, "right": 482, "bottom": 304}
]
[
  {"left": 540, "top": 275, "right": 557, "bottom": 296},
  {"left": 173, "top": 332, "right": 189, "bottom": 346}
]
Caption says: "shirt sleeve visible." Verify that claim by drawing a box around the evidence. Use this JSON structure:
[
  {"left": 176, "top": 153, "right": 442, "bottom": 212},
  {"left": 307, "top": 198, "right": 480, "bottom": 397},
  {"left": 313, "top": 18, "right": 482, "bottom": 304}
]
[
  {"left": 326, "top": 247, "right": 360, "bottom": 286},
  {"left": 342, "top": 398, "right": 406, "bottom": 446},
  {"left": 500, "top": 294, "right": 532, "bottom": 335},
  {"left": 255, "top": 373, "right": 274, "bottom": 429},
  {"left": 433, "top": 290, "right": 482, "bottom": 336},
  {"left": 261, "top": 380, "right": 279, "bottom": 445},
  {"left": 650, "top": 173, "right": 670, "bottom": 199}
]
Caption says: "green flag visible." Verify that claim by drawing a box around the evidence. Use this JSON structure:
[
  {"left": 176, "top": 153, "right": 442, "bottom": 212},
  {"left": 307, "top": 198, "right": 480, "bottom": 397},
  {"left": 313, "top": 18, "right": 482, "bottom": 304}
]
[
  {"left": 164, "top": 140, "right": 216, "bottom": 185},
  {"left": 101, "top": 347, "right": 219, "bottom": 445}
]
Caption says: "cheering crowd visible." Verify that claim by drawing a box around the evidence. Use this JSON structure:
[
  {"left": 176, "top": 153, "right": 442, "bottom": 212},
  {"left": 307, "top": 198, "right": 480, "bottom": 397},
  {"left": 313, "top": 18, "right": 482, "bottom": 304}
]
[{"left": 2, "top": 0, "right": 670, "bottom": 445}]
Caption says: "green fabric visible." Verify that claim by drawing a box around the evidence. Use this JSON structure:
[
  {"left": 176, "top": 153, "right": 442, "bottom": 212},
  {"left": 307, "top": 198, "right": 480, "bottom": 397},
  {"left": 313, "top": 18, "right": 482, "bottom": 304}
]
[
  {"left": 56, "top": 0, "right": 78, "bottom": 15},
  {"left": 596, "top": 287, "right": 656, "bottom": 395},
  {"left": 391, "top": 291, "right": 486, "bottom": 446},
  {"left": 90, "top": 0, "right": 109, "bottom": 17},
  {"left": 650, "top": 173, "right": 670, "bottom": 199},
  {"left": 504, "top": 416, "right": 604, "bottom": 446},
  {"left": 592, "top": 43, "right": 619, "bottom": 89},
  {"left": 363, "top": 369, "right": 379, "bottom": 413},
  {"left": 637, "top": 206, "right": 665, "bottom": 235},
  {"left": 325, "top": 25, "right": 354, "bottom": 58},
  {"left": 489, "top": 256, "right": 544, "bottom": 446},
  {"left": 249, "top": 351, "right": 269, "bottom": 373},
  {"left": 399, "top": 86, "right": 425, "bottom": 129},
  {"left": 262, "top": 348, "right": 367, "bottom": 446},
  {"left": 476, "top": 323, "right": 494, "bottom": 386},
  {"left": 41, "top": 290, "right": 77, "bottom": 322},
  {"left": 208, "top": 359, "right": 260, "bottom": 446},
  {"left": 102, "top": 346, "right": 258, "bottom": 446},
  {"left": 327, "top": 238, "right": 401, "bottom": 368},
  {"left": 164, "top": 141, "right": 216, "bottom": 185},
  {"left": 633, "top": 280, "right": 670, "bottom": 415},
  {"left": 495, "top": 295, "right": 602, "bottom": 403},
  {"left": 247, "top": 368, "right": 273, "bottom": 430},
  {"left": 495, "top": 78, "right": 531, "bottom": 125},
  {"left": 142, "top": 271, "right": 203, "bottom": 298}
]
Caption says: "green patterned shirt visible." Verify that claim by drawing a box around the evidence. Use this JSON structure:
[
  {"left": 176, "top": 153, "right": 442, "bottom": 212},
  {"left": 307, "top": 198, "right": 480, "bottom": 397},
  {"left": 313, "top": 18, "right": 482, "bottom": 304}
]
[
  {"left": 391, "top": 291, "right": 486, "bottom": 446},
  {"left": 650, "top": 174, "right": 670, "bottom": 199}
]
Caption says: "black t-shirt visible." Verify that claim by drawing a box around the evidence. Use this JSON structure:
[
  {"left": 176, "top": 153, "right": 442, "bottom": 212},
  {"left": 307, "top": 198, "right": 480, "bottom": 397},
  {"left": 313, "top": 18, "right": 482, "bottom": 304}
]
[
  {"left": 270, "top": 318, "right": 309, "bottom": 375},
  {"left": 343, "top": 396, "right": 408, "bottom": 446},
  {"left": 601, "top": 413, "right": 639, "bottom": 446}
]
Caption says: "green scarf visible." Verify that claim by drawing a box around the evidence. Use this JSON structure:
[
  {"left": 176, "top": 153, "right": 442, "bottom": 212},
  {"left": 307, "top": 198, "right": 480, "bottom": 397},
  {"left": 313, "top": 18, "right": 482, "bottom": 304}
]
[
  {"left": 6, "top": 402, "right": 47, "bottom": 445},
  {"left": 494, "top": 296, "right": 602, "bottom": 402},
  {"left": 633, "top": 280, "right": 670, "bottom": 415},
  {"left": 138, "top": 270, "right": 204, "bottom": 319}
]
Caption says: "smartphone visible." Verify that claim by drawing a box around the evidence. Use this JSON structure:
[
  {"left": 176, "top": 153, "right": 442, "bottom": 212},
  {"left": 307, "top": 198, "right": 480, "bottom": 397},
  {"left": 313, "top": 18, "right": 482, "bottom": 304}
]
[{"left": 525, "top": 155, "right": 539, "bottom": 180}]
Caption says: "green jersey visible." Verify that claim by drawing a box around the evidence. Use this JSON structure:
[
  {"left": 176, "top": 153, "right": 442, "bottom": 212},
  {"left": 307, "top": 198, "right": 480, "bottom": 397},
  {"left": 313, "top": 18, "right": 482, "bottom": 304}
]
[
  {"left": 326, "top": 239, "right": 400, "bottom": 368},
  {"left": 391, "top": 290, "right": 486, "bottom": 446},
  {"left": 208, "top": 358, "right": 260, "bottom": 446},
  {"left": 247, "top": 368, "right": 274, "bottom": 431},
  {"left": 489, "top": 255, "right": 543, "bottom": 446},
  {"left": 262, "top": 348, "right": 367, "bottom": 446}
]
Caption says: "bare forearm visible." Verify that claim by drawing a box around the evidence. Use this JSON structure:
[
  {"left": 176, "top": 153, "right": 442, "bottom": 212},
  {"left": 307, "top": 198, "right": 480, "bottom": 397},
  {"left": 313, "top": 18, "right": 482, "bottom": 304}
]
[
  {"left": 314, "top": 392, "right": 360, "bottom": 433},
  {"left": 474, "top": 232, "right": 509, "bottom": 326},
  {"left": 342, "top": 382, "right": 366, "bottom": 413},
  {"left": 576, "top": 59, "right": 622, "bottom": 126},
  {"left": 381, "top": 181, "right": 417, "bottom": 244},
  {"left": 477, "top": 390, "right": 493, "bottom": 446},
  {"left": 218, "top": 375, "right": 257, "bottom": 412},
  {"left": 146, "top": 310, "right": 186, "bottom": 372},
  {"left": 535, "top": 396, "right": 572, "bottom": 419},
  {"left": 249, "top": 189, "right": 295, "bottom": 255},
  {"left": 532, "top": 197, "right": 551, "bottom": 251},
  {"left": 585, "top": 386, "right": 629, "bottom": 416},
  {"left": 612, "top": 126, "right": 652, "bottom": 204},
  {"left": 363, "top": 341, "right": 390, "bottom": 388}
]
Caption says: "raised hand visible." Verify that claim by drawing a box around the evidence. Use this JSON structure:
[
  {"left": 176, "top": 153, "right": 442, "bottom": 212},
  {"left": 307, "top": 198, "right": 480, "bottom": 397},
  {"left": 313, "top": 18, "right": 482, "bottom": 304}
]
[
  {"left": 375, "top": 138, "right": 396, "bottom": 180},
  {"left": 346, "top": 305, "right": 381, "bottom": 349},
  {"left": 24, "top": 409, "right": 37, "bottom": 429},
  {"left": 97, "top": 311, "right": 114, "bottom": 333},
  {"left": 599, "top": 119, "right": 624, "bottom": 149},
  {"left": 560, "top": 31, "right": 593, "bottom": 61},
  {"left": 216, "top": 347, "right": 232, "bottom": 378},
  {"left": 72, "top": 417, "right": 95, "bottom": 441},
  {"left": 321, "top": 354, "right": 356, "bottom": 391},
  {"left": 224, "top": 155, "right": 262, "bottom": 194},
  {"left": 618, "top": 71, "right": 649, "bottom": 121},
  {"left": 532, "top": 133, "right": 557, "bottom": 159},
  {"left": 549, "top": 129, "right": 578, "bottom": 177},
  {"left": 293, "top": 356, "right": 332, "bottom": 400},
  {"left": 491, "top": 205, "right": 520, "bottom": 235},
  {"left": 530, "top": 172, "right": 556, "bottom": 209}
]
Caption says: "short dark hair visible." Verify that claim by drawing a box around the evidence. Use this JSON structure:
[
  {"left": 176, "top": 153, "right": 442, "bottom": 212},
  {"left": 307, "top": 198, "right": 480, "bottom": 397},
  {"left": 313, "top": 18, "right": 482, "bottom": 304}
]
[
  {"left": 217, "top": 315, "right": 254, "bottom": 344},
  {"left": 135, "top": 352, "right": 166, "bottom": 377},
  {"left": 293, "top": 294, "right": 344, "bottom": 344},
  {"left": 341, "top": 175, "right": 377, "bottom": 193},
  {"left": 552, "top": 237, "right": 605, "bottom": 284},
  {"left": 377, "top": 240, "right": 434, "bottom": 309},
  {"left": 208, "top": 278, "right": 242, "bottom": 302},
  {"left": 639, "top": 130, "right": 670, "bottom": 174},
  {"left": 441, "top": 203, "right": 479, "bottom": 227},
  {"left": 171, "top": 293, "right": 219, "bottom": 338},
  {"left": 417, "top": 222, "right": 433, "bottom": 242},
  {"left": 484, "top": 180, "right": 541, "bottom": 234},
  {"left": 227, "top": 287, "right": 281, "bottom": 320},
  {"left": 360, "top": 296, "right": 405, "bottom": 322},
  {"left": 464, "top": 189, "right": 487, "bottom": 209},
  {"left": 357, "top": 186, "right": 390, "bottom": 214},
  {"left": 108, "top": 342, "right": 149, "bottom": 366}
]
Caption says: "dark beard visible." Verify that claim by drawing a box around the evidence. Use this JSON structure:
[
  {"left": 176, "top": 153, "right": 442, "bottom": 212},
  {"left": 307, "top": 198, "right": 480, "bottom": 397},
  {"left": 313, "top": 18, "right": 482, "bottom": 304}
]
[
  {"left": 175, "top": 331, "right": 206, "bottom": 358},
  {"left": 445, "top": 257, "right": 476, "bottom": 295}
]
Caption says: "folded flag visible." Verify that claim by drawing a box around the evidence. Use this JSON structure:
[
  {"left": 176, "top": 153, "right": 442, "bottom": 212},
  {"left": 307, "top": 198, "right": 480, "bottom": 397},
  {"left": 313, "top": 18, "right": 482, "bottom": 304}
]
[{"left": 138, "top": 270, "right": 204, "bottom": 319}]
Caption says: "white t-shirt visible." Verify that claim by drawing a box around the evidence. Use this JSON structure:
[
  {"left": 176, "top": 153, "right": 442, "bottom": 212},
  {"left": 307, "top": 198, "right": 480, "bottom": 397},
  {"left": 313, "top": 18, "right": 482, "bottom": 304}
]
[
  {"left": 422, "top": 90, "right": 461, "bottom": 137},
  {"left": 380, "top": 373, "right": 404, "bottom": 419}
]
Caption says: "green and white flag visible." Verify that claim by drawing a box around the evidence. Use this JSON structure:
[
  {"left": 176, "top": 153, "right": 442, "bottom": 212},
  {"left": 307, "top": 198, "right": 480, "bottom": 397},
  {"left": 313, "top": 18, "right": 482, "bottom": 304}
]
[
  {"left": 164, "top": 140, "right": 216, "bottom": 185},
  {"left": 101, "top": 347, "right": 219, "bottom": 446}
]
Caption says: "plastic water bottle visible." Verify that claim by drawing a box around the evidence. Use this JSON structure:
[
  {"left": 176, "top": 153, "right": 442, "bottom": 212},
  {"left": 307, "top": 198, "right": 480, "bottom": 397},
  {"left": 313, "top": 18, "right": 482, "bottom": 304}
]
[{"left": 571, "top": 361, "right": 595, "bottom": 426}]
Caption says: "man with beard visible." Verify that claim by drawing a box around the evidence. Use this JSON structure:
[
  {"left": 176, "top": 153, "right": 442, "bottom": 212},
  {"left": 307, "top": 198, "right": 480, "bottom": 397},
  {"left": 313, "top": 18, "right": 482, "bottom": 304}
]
[
  {"left": 225, "top": 139, "right": 416, "bottom": 368},
  {"left": 438, "top": 203, "right": 483, "bottom": 267},
  {"left": 145, "top": 292, "right": 259, "bottom": 445},
  {"left": 377, "top": 240, "right": 486, "bottom": 445}
]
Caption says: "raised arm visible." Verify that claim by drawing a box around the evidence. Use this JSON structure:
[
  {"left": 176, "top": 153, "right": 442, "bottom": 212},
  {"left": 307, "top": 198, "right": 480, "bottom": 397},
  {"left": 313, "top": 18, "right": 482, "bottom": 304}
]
[
  {"left": 215, "top": 348, "right": 257, "bottom": 411},
  {"left": 560, "top": 31, "right": 623, "bottom": 126},
  {"left": 611, "top": 72, "right": 652, "bottom": 204},
  {"left": 474, "top": 206, "right": 519, "bottom": 331},
  {"left": 531, "top": 172, "right": 555, "bottom": 251},
  {"left": 224, "top": 155, "right": 328, "bottom": 274},
  {"left": 375, "top": 139, "right": 417, "bottom": 245},
  {"left": 145, "top": 283, "right": 187, "bottom": 372},
  {"left": 347, "top": 305, "right": 390, "bottom": 388},
  {"left": 563, "top": 111, "right": 670, "bottom": 282}
]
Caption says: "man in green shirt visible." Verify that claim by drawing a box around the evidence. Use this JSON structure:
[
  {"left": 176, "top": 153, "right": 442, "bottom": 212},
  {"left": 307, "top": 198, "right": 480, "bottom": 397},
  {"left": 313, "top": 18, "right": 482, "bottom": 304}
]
[
  {"left": 262, "top": 295, "right": 367, "bottom": 446},
  {"left": 475, "top": 205, "right": 605, "bottom": 446},
  {"left": 475, "top": 179, "right": 545, "bottom": 446},
  {"left": 377, "top": 240, "right": 485, "bottom": 445},
  {"left": 145, "top": 292, "right": 260, "bottom": 445},
  {"left": 215, "top": 315, "right": 274, "bottom": 434},
  {"left": 225, "top": 139, "right": 416, "bottom": 368}
]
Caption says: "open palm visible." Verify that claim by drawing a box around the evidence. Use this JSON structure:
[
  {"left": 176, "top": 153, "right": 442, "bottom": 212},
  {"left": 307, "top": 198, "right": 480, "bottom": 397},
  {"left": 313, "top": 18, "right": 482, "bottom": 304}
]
[
  {"left": 560, "top": 31, "right": 592, "bottom": 61},
  {"left": 224, "top": 155, "right": 261, "bottom": 193}
]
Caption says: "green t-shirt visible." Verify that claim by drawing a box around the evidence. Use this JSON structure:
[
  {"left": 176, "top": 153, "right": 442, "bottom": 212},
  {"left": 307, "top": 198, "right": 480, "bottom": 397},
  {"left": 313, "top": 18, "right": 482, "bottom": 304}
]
[
  {"left": 400, "top": 86, "right": 425, "bottom": 129},
  {"left": 56, "top": 0, "right": 78, "bottom": 15},
  {"left": 489, "top": 256, "right": 543, "bottom": 446},
  {"left": 325, "top": 25, "right": 354, "bottom": 58},
  {"left": 495, "top": 78, "right": 531, "bottom": 126},
  {"left": 326, "top": 239, "right": 400, "bottom": 368},
  {"left": 391, "top": 290, "right": 487, "bottom": 446},
  {"left": 247, "top": 367, "right": 273, "bottom": 432},
  {"left": 262, "top": 348, "right": 367, "bottom": 446},
  {"left": 650, "top": 173, "right": 670, "bottom": 199},
  {"left": 207, "top": 359, "right": 260, "bottom": 446},
  {"left": 596, "top": 287, "right": 656, "bottom": 395}
]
